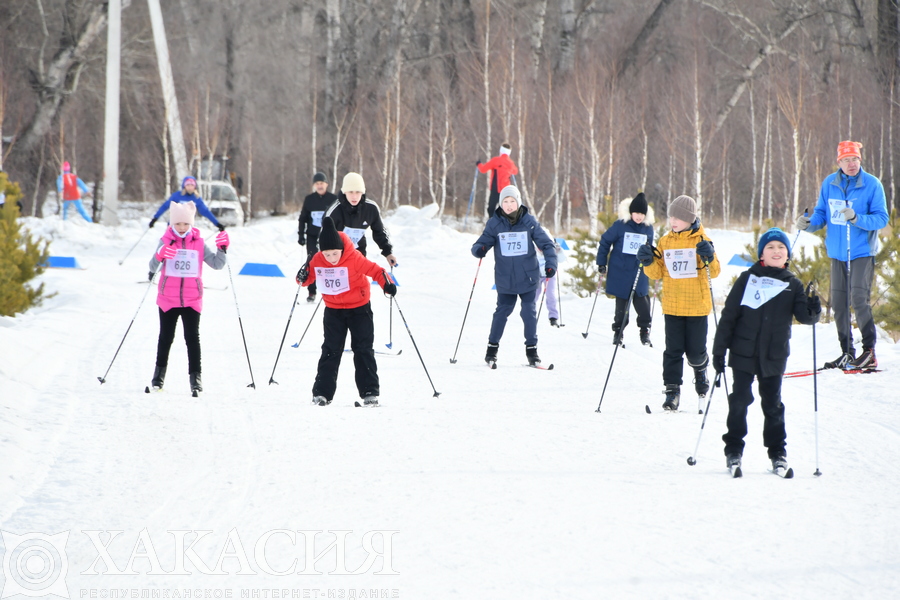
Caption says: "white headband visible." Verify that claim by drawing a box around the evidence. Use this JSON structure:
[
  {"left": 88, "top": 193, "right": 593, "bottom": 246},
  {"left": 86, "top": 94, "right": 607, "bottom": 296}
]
[{"left": 499, "top": 146, "right": 511, "bottom": 156}]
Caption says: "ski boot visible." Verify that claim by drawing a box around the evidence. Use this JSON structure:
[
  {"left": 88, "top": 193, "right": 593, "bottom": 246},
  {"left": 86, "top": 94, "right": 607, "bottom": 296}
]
[
  {"left": 306, "top": 293, "right": 317, "bottom": 304},
  {"left": 662, "top": 384, "right": 680, "bottom": 411},
  {"left": 362, "top": 394, "right": 379, "bottom": 407},
  {"left": 313, "top": 395, "right": 332, "bottom": 406},
  {"left": 849, "top": 347, "right": 877, "bottom": 370},
  {"left": 640, "top": 328, "right": 652, "bottom": 347},
  {"left": 726, "top": 453, "right": 743, "bottom": 478},
  {"left": 189, "top": 372, "right": 203, "bottom": 397},
  {"left": 694, "top": 368, "right": 710, "bottom": 397},
  {"left": 151, "top": 365, "right": 166, "bottom": 390},
  {"left": 824, "top": 350, "right": 854, "bottom": 369},
  {"left": 526, "top": 345, "right": 541, "bottom": 366},
  {"left": 771, "top": 455, "right": 794, "bottom": 478},
  {"left": 485, "top": 342, "right": 499, "bottom": 367},
  {"left": 549, "top": 317, "right": 559, "bottom": 327},
  {"left": 612, "top": 328, "right": 624, "bottom": 347}
]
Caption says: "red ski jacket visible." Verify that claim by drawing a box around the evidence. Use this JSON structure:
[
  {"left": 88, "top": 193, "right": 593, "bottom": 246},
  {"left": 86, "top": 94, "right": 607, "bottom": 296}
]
[
  {"left": 304, "top": 232, "right": 392, "bottom": 310},
  {"left": 478, "top": 154, "right": 518, "bottom": 191}
]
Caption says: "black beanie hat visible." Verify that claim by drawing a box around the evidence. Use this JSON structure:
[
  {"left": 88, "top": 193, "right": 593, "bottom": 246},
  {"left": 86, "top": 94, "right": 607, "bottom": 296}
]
[
  {"left": 629, "top": 192, "right": 648, "bottom": 215},
  {"left": 318, "top": 217, "right": 343, "bottom": 251},
  {"left": 313, "top": 171, "right": 327, "bottom": 183}
]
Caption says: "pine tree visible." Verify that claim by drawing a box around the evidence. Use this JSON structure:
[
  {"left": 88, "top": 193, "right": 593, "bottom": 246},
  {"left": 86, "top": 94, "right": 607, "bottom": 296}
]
[
  {"left": 0, "top": 173, "right": 51, "bottom": 316},
  {"left": 873, "top": 209, "right": 900, "bottom": 341}
]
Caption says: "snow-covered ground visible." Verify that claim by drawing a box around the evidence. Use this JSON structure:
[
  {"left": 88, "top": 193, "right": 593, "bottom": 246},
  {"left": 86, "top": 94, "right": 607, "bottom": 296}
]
[{"left": 1, "top": 206, "right": 898, "bottom": 599}]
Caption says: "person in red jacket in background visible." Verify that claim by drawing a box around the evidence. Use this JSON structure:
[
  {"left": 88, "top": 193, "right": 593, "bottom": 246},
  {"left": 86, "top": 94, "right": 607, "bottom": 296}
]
[
  {"left": 478, "top": 142, "right": 518, "bottom": 217},
  {"left": 297, "top": 217, "right": 397, "bottom": 407}
]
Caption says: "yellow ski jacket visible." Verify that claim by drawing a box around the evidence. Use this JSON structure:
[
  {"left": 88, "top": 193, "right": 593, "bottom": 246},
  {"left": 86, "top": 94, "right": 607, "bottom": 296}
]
[{"left": 643, "top": 222, "right": 720, "bottom": 317}]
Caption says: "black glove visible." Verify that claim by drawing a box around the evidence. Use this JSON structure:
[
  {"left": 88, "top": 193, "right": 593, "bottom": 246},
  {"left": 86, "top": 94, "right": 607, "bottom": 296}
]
[
  {"left": 545, "top": 267, "right": 556, "bottom": 279},
  {"left": 713, "top": 354, "right": 726, "bottom": 375},
  {"left": 597, "top": 265, "right": 607, "bottom": 275},
  {"left": 474, "top": 245, "right": 487, "bottom": 258},
  {"left": 807, "top": 294, "right": 822, "bottom": 315},
  {"left": 383, "top": 280, "right": 397, "bottom": 297},
  {"left": 296, "top": 267, "right": 309, "bottom": 285},
  {"left": 148, "top": 271, "right": 155, "bottom": 282},
  {"left": 217, "top": 223, "right": 226, "bottom": 232},
  {"left": 298, "top": 236, "right": 306, "bottom": 246},
  {"left": 476, "top": 161, "right": 482, "bottom": 167},
  {"left": 696, "top": 239, "right": 715, "bottom": 261},
  {"left": 149, "top": 218, "right": 157, "bottom": 228},
  {"left": 636, "top": 244, "right": 655, "bottom": 267}
]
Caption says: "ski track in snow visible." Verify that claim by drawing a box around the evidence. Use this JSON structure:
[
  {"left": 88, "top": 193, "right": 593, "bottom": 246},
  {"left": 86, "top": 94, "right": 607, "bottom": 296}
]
[{"left": 1, "top": 209, "right": 898, "bottom": 598}]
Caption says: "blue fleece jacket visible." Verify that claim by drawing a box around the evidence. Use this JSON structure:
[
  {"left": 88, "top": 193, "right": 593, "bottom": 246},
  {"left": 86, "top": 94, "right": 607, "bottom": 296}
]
[{"left": 807, "top": 167, "right": 888, "bottom": 260}]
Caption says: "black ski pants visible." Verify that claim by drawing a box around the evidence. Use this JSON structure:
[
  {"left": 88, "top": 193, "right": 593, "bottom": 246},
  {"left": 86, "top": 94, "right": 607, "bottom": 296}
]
[
  {"left": 313, "top": 303, "right": 379, "bottom": 401},
  {"left": 304, "top": 243, "right": 319, "bottom": 295},
  {"left": 612, "top": 294, "right": 652, "bottom": 332},
  {"left": 722, "top": 368, "right": 786, "bottom": 459},
  {"left": 662, "top": 314, "right": 708, "bottom": 386},
  {"left": 156, "top": 307, "right": 201, "bottom": 373}
]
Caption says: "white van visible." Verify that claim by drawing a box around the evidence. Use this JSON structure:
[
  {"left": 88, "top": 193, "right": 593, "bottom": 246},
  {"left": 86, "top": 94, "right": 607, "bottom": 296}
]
[{"left": 200, "top": 180, "right": 245, "bottom": 227}]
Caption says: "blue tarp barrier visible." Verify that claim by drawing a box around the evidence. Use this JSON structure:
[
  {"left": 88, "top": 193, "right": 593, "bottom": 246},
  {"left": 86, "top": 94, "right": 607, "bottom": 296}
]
[
  {"left": 238, "top": 263, "right": 285, "bottom": 277},
  {"left": 43, "top": 256, "right": 83, "bottom": 269},
  {"left": 728, "top": 254, "right": 754, "bottom": 267}
]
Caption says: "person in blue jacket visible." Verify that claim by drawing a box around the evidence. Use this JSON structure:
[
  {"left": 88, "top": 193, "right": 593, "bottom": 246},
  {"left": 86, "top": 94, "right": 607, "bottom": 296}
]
[
  {"left": 596, "top": 193, "right": 655, "bottom": 347},
  {"left": 795, "top": 140, "right": 888, "bottom": 370},
  {"left": 149, "top": 176, "right": 224, "bottom": 231},
  {"left": 472, "top": 185, "right": 557, "bottom": 367}
]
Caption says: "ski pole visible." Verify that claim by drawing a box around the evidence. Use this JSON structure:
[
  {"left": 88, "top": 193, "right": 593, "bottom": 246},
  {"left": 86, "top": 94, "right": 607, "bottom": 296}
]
[
  {"left": 290, "top": 296, "right": 323, "bottom": 349},
  {"left": 269, "top": 256, "right": 315, "bottom": 385},
  {"left": 268, "top": 286, "right": 305, "bottom": 385},
  {"left": 555, "top": 270, "right": 565, "bottom": 326},
  {"left": 595, "top": 267, "right": 642, "bottom": 412},
  {"left": 581, "top": 275, "right": 604, "bottom": 339},
  {"left": 450, "top": 258, "right": 482, "bottom": 364},
  {"left": 118, "top": 227, "right": 151, "bottom": 265},
  {"left": 845, "top": 216, "right": 852, "bottom": 356},
  {"left": 98, "top": 270, "right": 159, "bottom": 384},
  {"left": 222, "top": 248, "right": 256, "bottom": 388},
  {"left": 392, "top": 296, "right": 441, "bottom": 397},
  {"left": 687, "top": 371, "right": 724, "bottom": 465},
  {"left": 536, "top": 279, "right": 547, "bottom": 321},
  {"left": 463, "top": 166, "right": 479, "bottom": 230},
  {"left": 809, "top": 281, "right": 822, "bottom": 477},
  {"left": 386, "top": 265, "right": 394, "bottom": 349},
  {"left": 703, "top": 259, "right": 730, "bottom": 402}
]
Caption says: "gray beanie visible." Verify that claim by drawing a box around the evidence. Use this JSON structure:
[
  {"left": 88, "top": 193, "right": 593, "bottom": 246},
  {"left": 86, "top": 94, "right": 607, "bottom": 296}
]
[
  {"left": 668, "top": 195, "right": 697, "bottom": 224},
  {"left": 499, "top": 185, "right": 521, "bottom": 207}
]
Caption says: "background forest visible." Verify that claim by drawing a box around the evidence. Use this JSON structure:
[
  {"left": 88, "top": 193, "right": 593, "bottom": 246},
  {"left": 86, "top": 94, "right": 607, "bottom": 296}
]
[{"left": 1, "top": 0, "right": 899, "bottom": 234}]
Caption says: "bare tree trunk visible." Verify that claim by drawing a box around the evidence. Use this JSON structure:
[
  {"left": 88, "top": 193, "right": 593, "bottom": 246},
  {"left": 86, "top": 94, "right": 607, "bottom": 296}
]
[
  {"left": 482, "top": 0, "right": 492, "bottom": 218},
  {"left": 324, "top": 0, "right": 341, "bottom": 120},
  {"left": 692, "top": 54, "right": 704, "bottom": 214},
  {"left": 617, "top": 0, "right": 676, "bottom": 79},
  {"left": 18, "top": 2, "right": 109, "bottom": 154},
  {"left": 529, "top": 0, "right": 548, "bottom": 83},
  {"left": 558, "top": 0, "right": 576, "bottom": 75},
  {"left": 749, "top": 83, "right": 758, "bottom": 226}
]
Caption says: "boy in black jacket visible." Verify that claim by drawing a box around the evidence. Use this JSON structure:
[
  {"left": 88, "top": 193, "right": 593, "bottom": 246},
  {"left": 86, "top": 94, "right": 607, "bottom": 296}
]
[
  {"left": 325, "top": 172, "right": 397, "bottom": 267},
  {"left": 298, "top": 172, "right": 339, "bottom": 302},
  {"left": 712, "top": 228, "right": 821, "bottom": 476}
]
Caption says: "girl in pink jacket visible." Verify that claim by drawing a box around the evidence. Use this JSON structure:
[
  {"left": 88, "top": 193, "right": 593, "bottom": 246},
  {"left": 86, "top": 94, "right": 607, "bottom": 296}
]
[{"left": 148, "top": 201, "right": 228, "bottom": 394}]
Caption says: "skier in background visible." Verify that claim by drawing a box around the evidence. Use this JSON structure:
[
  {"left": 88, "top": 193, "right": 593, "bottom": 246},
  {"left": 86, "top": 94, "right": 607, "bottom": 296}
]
[
  {"left": 478, "top": 143, "right": 518, "bottom": 217},
  {"left": 298, "top": 171, "right": 339, "bottom": 303},
  {"left": 324, "top": 172, "right": 397, "bottom": 267},
  {"left": 150, "top": 176, "right": 225, "bottom": 231},
  {"left": 56, "top": 162, "right": 93, "bottom": 222}
]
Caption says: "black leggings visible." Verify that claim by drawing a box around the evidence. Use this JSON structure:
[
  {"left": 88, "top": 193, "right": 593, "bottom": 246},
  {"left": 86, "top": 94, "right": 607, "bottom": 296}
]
[{"left": 156, "top": 307, "right": 201, "bottom": 373}]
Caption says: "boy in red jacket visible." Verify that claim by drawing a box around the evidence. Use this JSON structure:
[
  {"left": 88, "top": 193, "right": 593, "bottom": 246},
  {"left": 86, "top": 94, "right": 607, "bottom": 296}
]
[
  {"left": 478, "top": 143, "right": 518, "bottom": 217},
  {"left": 297, "top": 217, "right": 397, "bottom": 406}
]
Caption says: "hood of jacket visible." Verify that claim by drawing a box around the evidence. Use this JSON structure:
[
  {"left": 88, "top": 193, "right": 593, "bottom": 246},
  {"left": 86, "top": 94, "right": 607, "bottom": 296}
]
[{"left": 617, "top": 198, "right": 656, "bottom": 225}]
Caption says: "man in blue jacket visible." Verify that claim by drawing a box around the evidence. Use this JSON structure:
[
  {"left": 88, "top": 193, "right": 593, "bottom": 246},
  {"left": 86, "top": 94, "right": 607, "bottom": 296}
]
[
  {"left": 149, "top": 176, "right": 224, "bottom": 231},
  {"left": 796, "top": 140, "right": 889, "bottom": 370}
]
